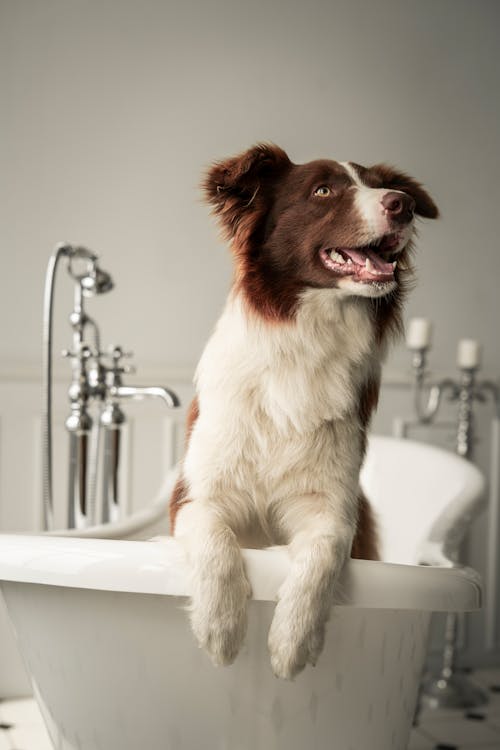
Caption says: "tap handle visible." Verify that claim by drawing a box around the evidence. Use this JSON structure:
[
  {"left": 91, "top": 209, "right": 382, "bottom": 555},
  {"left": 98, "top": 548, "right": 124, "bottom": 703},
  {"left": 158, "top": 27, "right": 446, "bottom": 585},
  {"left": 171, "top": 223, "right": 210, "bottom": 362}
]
[
  {"left": 109, "top": 345, "right": 133, "bottom": 362},
  {"left": 106, "top": 345, "right": 135, "bottom": 375},
  {"left": 62, "top": 345, "right": 104, "bottom": 376},
  {"left": 61, "top": 344, "right": 96, "bottom": 367}
]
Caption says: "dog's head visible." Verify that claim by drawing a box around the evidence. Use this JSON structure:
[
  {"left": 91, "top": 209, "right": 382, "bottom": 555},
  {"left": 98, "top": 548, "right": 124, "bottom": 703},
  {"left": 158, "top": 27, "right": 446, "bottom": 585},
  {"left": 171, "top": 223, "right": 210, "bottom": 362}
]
[{"left": 203, "top": 144, "right": 438, "bottom": 323}]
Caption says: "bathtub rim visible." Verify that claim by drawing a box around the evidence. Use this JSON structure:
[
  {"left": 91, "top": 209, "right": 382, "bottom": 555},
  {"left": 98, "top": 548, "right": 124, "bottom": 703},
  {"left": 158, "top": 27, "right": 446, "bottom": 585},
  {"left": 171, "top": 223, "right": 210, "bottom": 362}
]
[{"left": 0, "top": 534, "right": 481, "bottom": 613}]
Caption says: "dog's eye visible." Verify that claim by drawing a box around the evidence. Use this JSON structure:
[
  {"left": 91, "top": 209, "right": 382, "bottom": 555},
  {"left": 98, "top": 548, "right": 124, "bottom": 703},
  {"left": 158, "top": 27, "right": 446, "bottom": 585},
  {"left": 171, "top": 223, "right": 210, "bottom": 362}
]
[{"left": 313, "top": 185, "right": 331, "bottom": 197}]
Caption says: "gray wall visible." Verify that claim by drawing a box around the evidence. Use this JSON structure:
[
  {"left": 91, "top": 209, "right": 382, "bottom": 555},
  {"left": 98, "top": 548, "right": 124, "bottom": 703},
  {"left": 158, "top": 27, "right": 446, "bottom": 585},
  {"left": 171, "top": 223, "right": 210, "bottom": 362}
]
[{"left": 1, "top": 0, "right": 499, "bottom": 378}]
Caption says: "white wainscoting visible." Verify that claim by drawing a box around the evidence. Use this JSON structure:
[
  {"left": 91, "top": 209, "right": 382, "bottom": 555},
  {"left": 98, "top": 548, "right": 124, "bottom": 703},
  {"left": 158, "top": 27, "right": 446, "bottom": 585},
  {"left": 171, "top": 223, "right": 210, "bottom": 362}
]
[{"left": 0, "top": 368, "right": 499, "bottom": 697}]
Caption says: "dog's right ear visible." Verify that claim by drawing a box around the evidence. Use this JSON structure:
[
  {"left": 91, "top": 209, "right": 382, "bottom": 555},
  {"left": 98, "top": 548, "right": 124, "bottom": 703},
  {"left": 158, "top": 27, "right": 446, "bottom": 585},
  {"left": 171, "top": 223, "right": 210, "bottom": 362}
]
[{"left": 203, "top": 143, "right": 291, "bottom": 243}]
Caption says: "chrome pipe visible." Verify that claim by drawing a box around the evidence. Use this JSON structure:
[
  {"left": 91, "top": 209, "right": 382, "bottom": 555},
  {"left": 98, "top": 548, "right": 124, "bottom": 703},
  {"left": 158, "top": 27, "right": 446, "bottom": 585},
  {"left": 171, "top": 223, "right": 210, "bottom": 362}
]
[
  {"left": 41, "top": 243, "right": 74, "bottom": 531},
  {"left": 87, "top": 416, "right": 102, "bottom": 526},
  {"left": 67, "top": 432, "right": 91, "bottom": 530},
  {"left": 100, "top": 400, "right": 126, "bottom": 524},
  {"left": 101, "top": 425, "right": 122, "bottom": 524}
]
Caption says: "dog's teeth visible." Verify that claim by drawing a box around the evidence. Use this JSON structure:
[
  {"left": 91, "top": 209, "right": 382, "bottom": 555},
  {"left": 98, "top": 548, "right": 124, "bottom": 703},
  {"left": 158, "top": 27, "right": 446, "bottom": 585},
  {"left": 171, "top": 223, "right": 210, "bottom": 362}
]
[
  {"left": 392, "top": 261, "right": 397, "bottom": 268},
  {"left": 328, "top": 250, "right": 343, "bottom": 264},
  {"left": 366, "top": 258, "right": 375, "bottom": 272},
  {"left": 347, "top": 258, "right": 353, "bottom": 265}
]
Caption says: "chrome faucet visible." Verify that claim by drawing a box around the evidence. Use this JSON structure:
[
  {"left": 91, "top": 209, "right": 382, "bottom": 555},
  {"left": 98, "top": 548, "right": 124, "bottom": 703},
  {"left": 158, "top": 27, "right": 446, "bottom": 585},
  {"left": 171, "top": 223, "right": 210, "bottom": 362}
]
[
  {"left": 42, "top": 243, "right": 180, "bottom": 531},
  {"left": 98, "top": 346, "right": 179, "bottom": 524}
]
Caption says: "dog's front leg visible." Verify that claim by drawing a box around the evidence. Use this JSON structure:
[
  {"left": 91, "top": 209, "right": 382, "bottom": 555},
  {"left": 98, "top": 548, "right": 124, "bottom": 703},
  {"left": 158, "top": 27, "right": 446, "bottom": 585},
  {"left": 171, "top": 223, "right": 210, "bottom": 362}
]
[
  {"left": 175, "top": 501, "right": 251, "bottom": 666},
  {"left": 267, "top": 507, "right": 354, "bottom": 680}
]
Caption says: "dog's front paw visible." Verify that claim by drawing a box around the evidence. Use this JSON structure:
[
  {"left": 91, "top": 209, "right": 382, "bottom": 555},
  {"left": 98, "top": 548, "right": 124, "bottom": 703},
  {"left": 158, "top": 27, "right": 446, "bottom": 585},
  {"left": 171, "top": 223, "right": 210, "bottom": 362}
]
[
  {"left": 191, "top": 603, "right": 247, "bottom": 667},
  {"left": 268, "top": 598, "right": 328, "bottom": 680},
  {"left": 190, "top": 569, "right": 251, "bottom": 666},
  {"left": 268, "top": 626, "right": 307, "bottom": 680}
]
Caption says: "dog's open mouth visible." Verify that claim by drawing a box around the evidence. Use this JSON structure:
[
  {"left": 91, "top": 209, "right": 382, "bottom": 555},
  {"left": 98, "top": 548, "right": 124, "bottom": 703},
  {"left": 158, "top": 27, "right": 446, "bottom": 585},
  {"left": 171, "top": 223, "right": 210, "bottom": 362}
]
[{"left": 319, "top": 232, "right": 402, "bottom": 284}]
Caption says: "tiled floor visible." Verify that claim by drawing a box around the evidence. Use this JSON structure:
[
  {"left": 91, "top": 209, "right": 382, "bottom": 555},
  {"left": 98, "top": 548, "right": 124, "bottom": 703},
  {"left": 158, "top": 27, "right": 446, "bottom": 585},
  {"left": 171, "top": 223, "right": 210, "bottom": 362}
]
[
  {"left": 0, "top": 669, "right": 499, "bottom": 749},
  {"left": 409, "top": 668, "right": 500, "bottom": 749}
]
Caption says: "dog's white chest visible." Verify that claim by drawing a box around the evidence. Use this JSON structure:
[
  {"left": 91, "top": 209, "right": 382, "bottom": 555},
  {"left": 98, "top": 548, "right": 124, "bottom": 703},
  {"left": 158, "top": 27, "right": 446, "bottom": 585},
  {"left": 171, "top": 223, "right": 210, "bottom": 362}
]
[
  {"left": 197, "top": 290, "right": 375, "bottom": 428},
  {"left": 186, "top": 289, "right": 377, "bottom": 499}
]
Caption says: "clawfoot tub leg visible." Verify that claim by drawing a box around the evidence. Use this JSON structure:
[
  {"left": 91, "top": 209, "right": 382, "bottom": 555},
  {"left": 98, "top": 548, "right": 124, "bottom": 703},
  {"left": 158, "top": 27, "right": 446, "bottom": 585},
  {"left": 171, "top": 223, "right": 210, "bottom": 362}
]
[
  {"left": 268, "top": 511, "right": 354, "bottom": 680},
  {"left": 174, "top": 502, "right": 252, "bottom": 666}
]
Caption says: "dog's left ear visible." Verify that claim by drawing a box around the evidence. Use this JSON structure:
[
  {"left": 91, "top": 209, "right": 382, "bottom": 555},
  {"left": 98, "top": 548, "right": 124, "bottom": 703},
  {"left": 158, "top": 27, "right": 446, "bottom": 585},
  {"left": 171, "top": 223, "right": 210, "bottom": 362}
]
[
  {"left": 370, "top": 164, "right": 439, "bottom": 219},
  {"left": 203, "top": 143, "right": 292, "bottom": 242}
]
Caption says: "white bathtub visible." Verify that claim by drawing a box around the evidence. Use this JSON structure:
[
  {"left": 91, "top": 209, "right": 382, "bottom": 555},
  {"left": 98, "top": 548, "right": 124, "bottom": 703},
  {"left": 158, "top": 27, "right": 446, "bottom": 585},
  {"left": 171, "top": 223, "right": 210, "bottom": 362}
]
[
  {"left": 0, "top": 436, "right": 485, "bottom": 750},
  {"left": 0, "top": 468, "right": 178, "bottom": 697}
]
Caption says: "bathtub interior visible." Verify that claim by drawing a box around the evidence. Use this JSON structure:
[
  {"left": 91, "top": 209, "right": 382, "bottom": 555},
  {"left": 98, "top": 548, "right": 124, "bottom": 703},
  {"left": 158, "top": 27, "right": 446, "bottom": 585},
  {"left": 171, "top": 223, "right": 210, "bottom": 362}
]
[{"left": 359, "top": 435, "right": 485, "bottom": 565}]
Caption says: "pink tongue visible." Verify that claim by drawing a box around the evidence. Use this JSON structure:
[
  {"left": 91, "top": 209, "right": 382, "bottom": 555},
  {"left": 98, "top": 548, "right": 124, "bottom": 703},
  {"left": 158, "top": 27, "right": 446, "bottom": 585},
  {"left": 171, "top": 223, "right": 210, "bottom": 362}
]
[{"left": 342, "top": 247, "right": 394, "bottom": 274}]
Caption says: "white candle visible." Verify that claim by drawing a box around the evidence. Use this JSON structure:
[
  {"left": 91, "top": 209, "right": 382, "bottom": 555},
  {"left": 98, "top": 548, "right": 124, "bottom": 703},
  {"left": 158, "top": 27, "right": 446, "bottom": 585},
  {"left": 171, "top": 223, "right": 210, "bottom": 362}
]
[
  {"left": 406, "top": 318, "right": 433, "bottom": 349},
  {"left": 457, "top": 339, "right": 481, "bottom": 369}
]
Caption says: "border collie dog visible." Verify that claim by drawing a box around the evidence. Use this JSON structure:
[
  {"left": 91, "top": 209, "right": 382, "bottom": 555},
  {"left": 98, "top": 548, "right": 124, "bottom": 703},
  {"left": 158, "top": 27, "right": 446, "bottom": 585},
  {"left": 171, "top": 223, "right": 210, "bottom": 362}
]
[{"left": 170, "top": 144, "right": 438, "bottom": 679}]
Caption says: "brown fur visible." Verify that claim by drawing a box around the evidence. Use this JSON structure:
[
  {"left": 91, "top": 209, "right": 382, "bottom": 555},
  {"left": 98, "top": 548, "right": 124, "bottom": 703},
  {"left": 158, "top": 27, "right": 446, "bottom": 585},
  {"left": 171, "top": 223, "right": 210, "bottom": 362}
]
[
  {"left": 203, "top": 144, "right": 438, "bottom": 344},
  {"left": 172, "top": 145, "right": 438, "bottom": 559},
  {"left": 351, "top": 492, "right": 380, "bottom": 560},
  {"left": 169, "top": 397, "right": 199, "bottom": 532}
]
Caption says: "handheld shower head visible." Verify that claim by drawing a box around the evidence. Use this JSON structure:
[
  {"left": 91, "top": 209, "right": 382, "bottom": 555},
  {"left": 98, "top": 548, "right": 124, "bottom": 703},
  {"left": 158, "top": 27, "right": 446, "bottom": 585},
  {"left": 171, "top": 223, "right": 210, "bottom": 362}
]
[
  {"left": 66, "top": 247, "right": 114, "bottom": 297},
  {"left": 81, "top": 266, "right": 114, "bottom": 296}
]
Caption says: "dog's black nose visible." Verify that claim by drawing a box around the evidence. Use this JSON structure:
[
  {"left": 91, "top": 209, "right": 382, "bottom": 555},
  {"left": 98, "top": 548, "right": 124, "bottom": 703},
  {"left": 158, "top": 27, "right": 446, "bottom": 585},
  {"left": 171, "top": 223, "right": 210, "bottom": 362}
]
[{"left": 381, "top": 191, "right": 415, "bottom": 222}]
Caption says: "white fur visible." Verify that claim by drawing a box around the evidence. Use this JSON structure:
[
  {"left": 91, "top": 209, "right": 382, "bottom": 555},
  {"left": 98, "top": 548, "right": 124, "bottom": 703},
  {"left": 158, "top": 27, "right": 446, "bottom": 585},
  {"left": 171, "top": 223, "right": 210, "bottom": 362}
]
[
  {"left": 175, "top": 287, "right": 382, "bottom": 679},
  {"left": 341, "top": 160, "right": 414, "bottom": 247}
]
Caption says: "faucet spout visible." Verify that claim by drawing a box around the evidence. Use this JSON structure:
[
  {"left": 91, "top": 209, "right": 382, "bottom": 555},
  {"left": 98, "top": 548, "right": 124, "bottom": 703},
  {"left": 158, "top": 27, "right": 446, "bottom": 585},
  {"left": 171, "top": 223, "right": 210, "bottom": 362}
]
[{"left": 111, "top": 385, "right": 180, "bottom": 409}]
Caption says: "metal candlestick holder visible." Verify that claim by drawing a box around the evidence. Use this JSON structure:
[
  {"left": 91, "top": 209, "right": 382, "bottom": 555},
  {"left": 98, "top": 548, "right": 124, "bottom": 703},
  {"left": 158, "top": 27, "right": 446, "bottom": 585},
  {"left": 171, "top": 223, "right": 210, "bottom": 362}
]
[
  {"left": 408, "top": 334, "right": 499, "bottom": 709},
  {"left": 410, "top": 345, "right": 499, "bottom": 459}
]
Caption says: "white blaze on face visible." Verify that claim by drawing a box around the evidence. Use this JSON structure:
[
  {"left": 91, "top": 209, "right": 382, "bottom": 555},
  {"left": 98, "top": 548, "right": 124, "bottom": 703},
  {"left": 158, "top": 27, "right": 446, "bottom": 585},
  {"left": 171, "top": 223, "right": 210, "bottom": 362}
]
[{"left": 340, "top": 161, "right": 414, "bottom": 242}]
